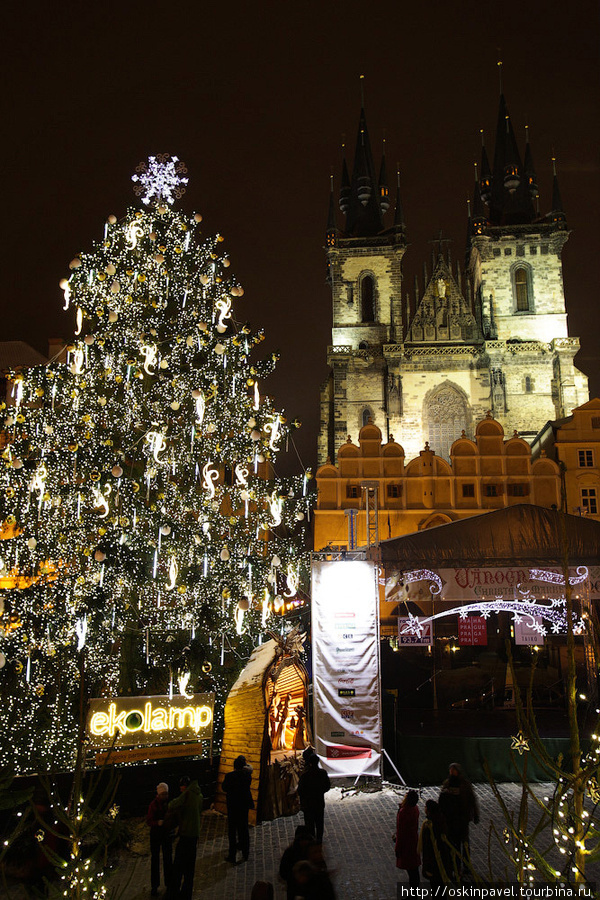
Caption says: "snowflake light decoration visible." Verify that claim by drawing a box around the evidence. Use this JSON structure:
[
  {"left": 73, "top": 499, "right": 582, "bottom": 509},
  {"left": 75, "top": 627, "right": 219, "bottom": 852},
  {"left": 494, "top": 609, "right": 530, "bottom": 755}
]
[
  {"left": 132, "top": 154, "right": 188, "bottom": 206},
  {"left": 511, "top": 731, "right": 530, "bottom": 755}
]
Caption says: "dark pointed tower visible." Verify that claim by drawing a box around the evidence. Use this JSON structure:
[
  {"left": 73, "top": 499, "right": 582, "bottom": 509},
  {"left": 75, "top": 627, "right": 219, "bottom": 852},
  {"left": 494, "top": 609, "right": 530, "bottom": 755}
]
[
  {"left": 467, "top": 70, "right": 588, "bottom": 441},
  {"left": 550, "top": 157, "right": 567, "bottom": 228},
  {"left": 318, "top": 80, "right": 407, "bottom": 465}
]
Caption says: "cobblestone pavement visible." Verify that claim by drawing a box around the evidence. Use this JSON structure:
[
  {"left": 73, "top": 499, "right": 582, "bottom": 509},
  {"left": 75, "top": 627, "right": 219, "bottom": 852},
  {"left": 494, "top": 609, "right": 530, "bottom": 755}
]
[{"left": 107, "top": 782, "right": 599, "bottom": 900}]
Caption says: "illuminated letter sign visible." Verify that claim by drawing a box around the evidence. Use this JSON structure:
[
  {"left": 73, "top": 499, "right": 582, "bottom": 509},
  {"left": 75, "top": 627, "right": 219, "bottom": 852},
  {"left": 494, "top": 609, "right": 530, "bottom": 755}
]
[{"left": 86, "top": 693, "right": 214, "bottom": 750}]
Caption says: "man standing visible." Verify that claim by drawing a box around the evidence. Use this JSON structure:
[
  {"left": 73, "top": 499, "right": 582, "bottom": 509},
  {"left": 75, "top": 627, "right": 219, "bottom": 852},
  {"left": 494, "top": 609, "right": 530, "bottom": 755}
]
[
  {"left": 222, "top": 755, "right": 254, "bottom": 864},
  {"left": 167, "top": 775, "right": 203, "bottom": 900},
  {"left": 146, "top": 782, "right": 172, "bottom": 896},
  {"left": 438, "top": 762, "right": 479, "bottom": 877},
  {"left": 297, "top": 754, "right": 330, "bottom": 843}
]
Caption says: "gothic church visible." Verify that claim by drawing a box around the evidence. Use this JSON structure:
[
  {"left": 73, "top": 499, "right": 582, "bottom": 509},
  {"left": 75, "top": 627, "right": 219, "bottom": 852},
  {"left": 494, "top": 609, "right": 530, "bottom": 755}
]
[{"left": 318, "top": 92, "right": 588, "bottom": 466}]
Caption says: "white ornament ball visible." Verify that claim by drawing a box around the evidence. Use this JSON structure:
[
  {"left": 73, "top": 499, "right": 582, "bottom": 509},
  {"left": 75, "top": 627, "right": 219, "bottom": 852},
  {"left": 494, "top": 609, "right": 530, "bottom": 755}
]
[
  {"left": 220, "top": 546, "right": 230, "bottom": 561},
  {"left": 198, "top": 321, "right": 208, "bottom": 332},
  {"left": 149, "top": 231, "right": 157, "bottom": 241},
  {"left": 27, "top": 538, "right": 37, "bottom": 550},
  {"left": 267, "top": 571, "right": 276, "bottom": 585},
  {"left": 69, "top": 257, "right": 82, "bottom": 269},
  {"left": 111, "top": 465, "right": 123, "bottom": 478},
  {"left": 271, "top": 555, "right": 281, "bottom": 567},
  {"left": 238, "top": 597, "right": 250, "bottom": 611},
  {"left": 257, "top": 453, "right": 265, "bottom": 463},
  {"left": 159, "top": 359, "right": 169, "bottom": 369},
  {"left": 170, "top": 401, "right": 180, "bottom": 411},
  {"left": 199, "top": 274, "right": 210, "bottom": 286},
  {"left": 97, "top": 396, "right": 107, "bottom": 406},
  {"left": 250, "top": 430, "right": 261, "bottom": 442},
  {"left": 12, "top": 458, "right": 23, "bottom": 469},
  {"left": 240, "top": 490, "right": 250, "bottom": 501},
  {"left": 0, "top": 652, "right": 5, "bottom": 670},
  {"left": 5, "top": 417, "right": 15, "bottom": 427},
  {"left": 186, "top": 336, "right": 194, "bottom": 347},
  {"left": 94, "top": 550, "right": 106, "bottom": 562},
  {"left": 158, "top": 205, "right": 167, "bottom": 215},
  {"left": 247, "top": 418, "right": 257, "bottom": 428},
  {"left": 193, "top": 534, "right": 202, "bottom": 544},
  {"left": 154, "top": 254, "right": 164, "bottom": 264},
  {"left": 191, "top": 389, "right": 202, "bottom": 399},
  {"left": 295, "top": 512, "right": 305, "bottom": 521},
  {"left": 160, "top": 525, "right": 171, "bottom": 536},
  {"left": 202, "top": 522, "right": 210, "bottom": 534},
  {"left": 216, "top": 324, "right": 227, "bottom": 334},
  {"left": 107, "top": 215, "right": 117, "bottom": 225},
  {"left": 110, "top": 281, "right": 120, "bottom": 294},
  {"left": 108, "top": 310, "right": 118, "bottom": 323},
  {"left": 222, "top": 259, "right": 231, "bottom": 268},
  {"left": 59, "top": 277, "right": 69, "bottom": 290},
  {"left": 214, "top": 343, "right": 226, "bottom": 356},
  {"left": 44, "top": 425, "right": 54, "bottom": 435},
  {"left": 206, "top": 423, "right": 216, "bottom": 433},
  {"left": 84, "top": 334, "right": 95, "bottom": 345},
  {"left": 194, "top": 213, "right": 203, "bottom": 223},
  {"left": 105, "top": 264, "right": 116, "bottom": 276}
]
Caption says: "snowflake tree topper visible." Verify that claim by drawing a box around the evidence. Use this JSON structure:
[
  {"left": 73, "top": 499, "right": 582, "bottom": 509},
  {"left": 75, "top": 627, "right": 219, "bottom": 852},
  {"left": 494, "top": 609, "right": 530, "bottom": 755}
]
[{"left": 132, "top": 154, "right": 189, "bottom": 206}]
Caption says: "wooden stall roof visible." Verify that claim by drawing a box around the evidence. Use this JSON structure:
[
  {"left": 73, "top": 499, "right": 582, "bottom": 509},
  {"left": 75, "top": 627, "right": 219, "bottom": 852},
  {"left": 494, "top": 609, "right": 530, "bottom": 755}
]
[{"left": 214, "top": 639, "right": 278, "bottom": 823}]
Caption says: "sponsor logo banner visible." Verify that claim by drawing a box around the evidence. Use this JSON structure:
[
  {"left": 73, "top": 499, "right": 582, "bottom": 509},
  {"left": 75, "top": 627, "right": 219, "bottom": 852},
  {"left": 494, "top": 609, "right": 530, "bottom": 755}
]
[
  {"left": 458, "top": 616, "right": 488, "bottom": 646},
  {"left": 514, "top": 617, "right": 545, "bottom": 645},
  {"left": 398, "top": 617, "right": 432, "bottom": 645},
  {"left": 312, "top": 560, "right": 381, "bottom": 778}
]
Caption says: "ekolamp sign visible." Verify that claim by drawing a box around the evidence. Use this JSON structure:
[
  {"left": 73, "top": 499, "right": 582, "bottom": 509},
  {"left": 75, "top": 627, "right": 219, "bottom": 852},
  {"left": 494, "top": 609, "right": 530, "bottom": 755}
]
[{"left": 86, "top": 693, "right": 214, "bottom": 751}]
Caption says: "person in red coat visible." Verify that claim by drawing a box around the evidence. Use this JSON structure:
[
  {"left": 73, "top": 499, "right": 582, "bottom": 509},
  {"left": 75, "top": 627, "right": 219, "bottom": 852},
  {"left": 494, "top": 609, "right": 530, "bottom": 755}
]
[{"left": 394, "top": 789, "right": 421, "bottom": 887}]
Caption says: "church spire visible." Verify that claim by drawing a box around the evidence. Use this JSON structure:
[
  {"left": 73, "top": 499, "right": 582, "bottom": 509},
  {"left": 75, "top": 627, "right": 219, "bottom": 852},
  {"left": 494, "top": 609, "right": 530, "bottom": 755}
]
[
  {"left": 523, "top": 124, "right": 538, "bottom": 202},
  {"left": 488, "top": 88, "right": 535, "bottom": 225},
  {"left": 378, "top": 137, "right": 390, "bottom": 214},
  {"left": 550, "top": 157, "right": 567, "bottom": 227},
  {"left": 479, "top": 130, "right": 492, "bottom": 205},
  {"left": 343, "top": 77, "right": 385, "bottom": 236},
  {"left": 326, "top": 174, "right": 337, "bottom": 247},
  {"left": 339, "top": 140, "right": 350, "bottom": 215}
]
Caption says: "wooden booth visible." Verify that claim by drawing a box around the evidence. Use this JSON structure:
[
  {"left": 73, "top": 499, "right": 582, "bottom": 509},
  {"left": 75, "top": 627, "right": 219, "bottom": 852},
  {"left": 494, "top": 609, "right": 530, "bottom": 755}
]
[{"left": 214, "top": 629, "right": 311, "bottom": 824}]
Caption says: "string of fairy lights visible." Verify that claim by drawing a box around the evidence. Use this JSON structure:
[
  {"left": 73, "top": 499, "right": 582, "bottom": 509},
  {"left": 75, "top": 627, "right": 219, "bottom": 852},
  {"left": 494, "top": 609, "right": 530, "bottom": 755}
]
[{"left": 0, "top": 156, "right": 313, "bottom": 773}]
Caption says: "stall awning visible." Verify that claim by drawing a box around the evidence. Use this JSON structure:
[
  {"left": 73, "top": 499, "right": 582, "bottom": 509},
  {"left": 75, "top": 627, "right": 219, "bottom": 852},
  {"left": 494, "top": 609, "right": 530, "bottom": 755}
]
[{"left": 377, "top": 505, "right": 600, "bottom": 568}]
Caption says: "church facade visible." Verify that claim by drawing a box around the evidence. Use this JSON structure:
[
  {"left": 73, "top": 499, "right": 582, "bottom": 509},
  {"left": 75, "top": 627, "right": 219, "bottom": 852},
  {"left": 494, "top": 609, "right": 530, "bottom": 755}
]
[{"left": 318, "top": 94, "right": 588, "bottom": 467}]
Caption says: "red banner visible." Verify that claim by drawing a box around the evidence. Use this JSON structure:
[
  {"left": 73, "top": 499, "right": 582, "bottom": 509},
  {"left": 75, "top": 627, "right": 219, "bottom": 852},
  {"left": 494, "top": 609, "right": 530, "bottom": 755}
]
[
  {"left": 326, "top": 745, "right": 372, "bottom": 759},
  {"left": 458, "top": 616, "right": 487, "bottom": 646}
]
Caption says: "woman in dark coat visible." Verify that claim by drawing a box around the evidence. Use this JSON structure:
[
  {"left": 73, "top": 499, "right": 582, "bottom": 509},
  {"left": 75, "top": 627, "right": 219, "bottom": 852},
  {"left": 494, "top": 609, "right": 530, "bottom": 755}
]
[{"left": 394, "top": 789, "right": 420, "bottom": 887}]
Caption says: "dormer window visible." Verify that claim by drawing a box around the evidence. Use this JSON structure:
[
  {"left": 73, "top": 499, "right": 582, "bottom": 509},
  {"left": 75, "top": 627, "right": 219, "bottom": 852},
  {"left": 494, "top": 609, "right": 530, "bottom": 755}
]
[{"left": 360, "top": 274, "right": 375, "bottom": 322}]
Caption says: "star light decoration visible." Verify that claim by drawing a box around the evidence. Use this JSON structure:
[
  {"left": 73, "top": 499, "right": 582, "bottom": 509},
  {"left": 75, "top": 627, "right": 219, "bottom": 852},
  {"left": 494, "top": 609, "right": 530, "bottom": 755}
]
[
  {"left": 511, "top": 731, "right": 530, "bottom": 755},
  {"left": 132, "top": 154, "right": 189, "bottom": 206}
]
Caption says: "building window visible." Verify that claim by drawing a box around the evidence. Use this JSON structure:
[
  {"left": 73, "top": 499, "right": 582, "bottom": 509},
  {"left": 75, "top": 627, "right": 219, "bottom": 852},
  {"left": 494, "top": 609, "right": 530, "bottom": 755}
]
[
  {"left": 462, "top": 484, "right": 475, "bottom": 498},
  {"left": 360, "top": 275, "right": 375, "bottom": 322},
  {"left": 524, "top": 375, "right": 534, "bottom": 393},
  {"left": 515, "top": 267, "right": 530, "bottom": 311},
  {"left": 387, "top": 484, "right": 401, "bottom": 498},
  {"left": 508, "top": 483, "right": 529, "bottom": 497},
  {"left": 593, "top": 417, "right": 600, "bottom": 429},
  {"left": 485, "top": 484, "right": 499, "bottom": 497},
  {"left": 346, "top": 485, "right": 359, "bottom": 499},
  {"left": 578, "top": 449, "right": 594, "bottom": 467},
  {"left": 425, "top": 385, "right": 469, "bottom": 462},
  {"left": 361, "top": 408, "right": 372, "bottom": 428},
  {"left": 581, "top": 488, "right": 598, "bottom": 515}
]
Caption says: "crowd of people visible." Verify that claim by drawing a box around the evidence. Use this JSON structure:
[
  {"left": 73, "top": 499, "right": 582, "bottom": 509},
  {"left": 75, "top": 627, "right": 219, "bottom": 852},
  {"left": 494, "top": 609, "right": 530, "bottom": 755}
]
[
  {"left": 394, "top": 763, "right": 480, "bottom": 887},
  {"left": 146, "top": 756, "right": 478, "bottom": 899}
]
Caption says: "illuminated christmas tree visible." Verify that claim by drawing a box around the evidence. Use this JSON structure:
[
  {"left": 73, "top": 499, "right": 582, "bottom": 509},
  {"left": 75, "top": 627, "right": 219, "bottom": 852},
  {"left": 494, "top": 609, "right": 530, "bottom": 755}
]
[{"left": 0, "top": 155, "right": 312, "bottom": 773}]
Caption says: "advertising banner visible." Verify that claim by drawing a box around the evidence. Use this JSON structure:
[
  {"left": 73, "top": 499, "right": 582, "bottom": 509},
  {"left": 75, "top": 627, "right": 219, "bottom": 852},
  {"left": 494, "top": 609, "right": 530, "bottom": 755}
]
[
  {"left": 86, "top": 693, "right": 214, "bottom": 751},
  {"left": 386, "top": 565, "right": 595, "bottom": 606},
  {"left": 514, "top": 617, "right": 545, "bottom": 646},
  {"left": 458, "top": 616, "right": 487, "bottom": 646},
  {"left": 398, "top": 617, "right": 432, "bottom": 646},
  {"left": 312, "top": 560, "right": 381, "bottom": 778}
]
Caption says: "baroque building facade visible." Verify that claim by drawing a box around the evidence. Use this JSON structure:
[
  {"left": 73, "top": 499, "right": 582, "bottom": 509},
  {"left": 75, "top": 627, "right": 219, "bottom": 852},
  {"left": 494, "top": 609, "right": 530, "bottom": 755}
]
[{"left": 318, "top": 94, "right": 588, "bottom": 467}]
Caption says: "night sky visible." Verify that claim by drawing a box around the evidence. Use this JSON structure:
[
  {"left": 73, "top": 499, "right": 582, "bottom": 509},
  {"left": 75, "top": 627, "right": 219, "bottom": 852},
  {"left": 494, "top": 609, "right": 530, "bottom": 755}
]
[{"left": 4, "top": 1, "right": 599, "bottom": 474}]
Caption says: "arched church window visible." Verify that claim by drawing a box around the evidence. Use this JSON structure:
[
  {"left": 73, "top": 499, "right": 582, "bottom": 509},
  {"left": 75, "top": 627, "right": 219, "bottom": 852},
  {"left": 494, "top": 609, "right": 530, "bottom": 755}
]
[
  {"left": 362, "top": 407, "right": 372, "bottom": 427},
  {"left": 515, "top": 267, "right": 530, "bottom": 311},
  {"left": 425, "top": 386, "right": 468, "bottom": 462},
  {"left": 524, "top": 375, "right": 534, "bottom": 393},
  {"left": 360, "top": 275, "right": 375, "bottom": 322}
]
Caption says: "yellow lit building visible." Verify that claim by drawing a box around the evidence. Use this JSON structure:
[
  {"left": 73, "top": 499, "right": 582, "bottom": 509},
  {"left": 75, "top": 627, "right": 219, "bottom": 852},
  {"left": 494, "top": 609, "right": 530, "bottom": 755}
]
[{"left": 314, "top": 413, "right": 563, "bottom": 550}]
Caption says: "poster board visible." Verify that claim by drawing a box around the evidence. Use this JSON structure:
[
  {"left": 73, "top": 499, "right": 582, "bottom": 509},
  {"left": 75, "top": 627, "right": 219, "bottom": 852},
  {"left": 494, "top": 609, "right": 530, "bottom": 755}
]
[{"left": 312, "top": 559, "right": 381, "bottom": 778}]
